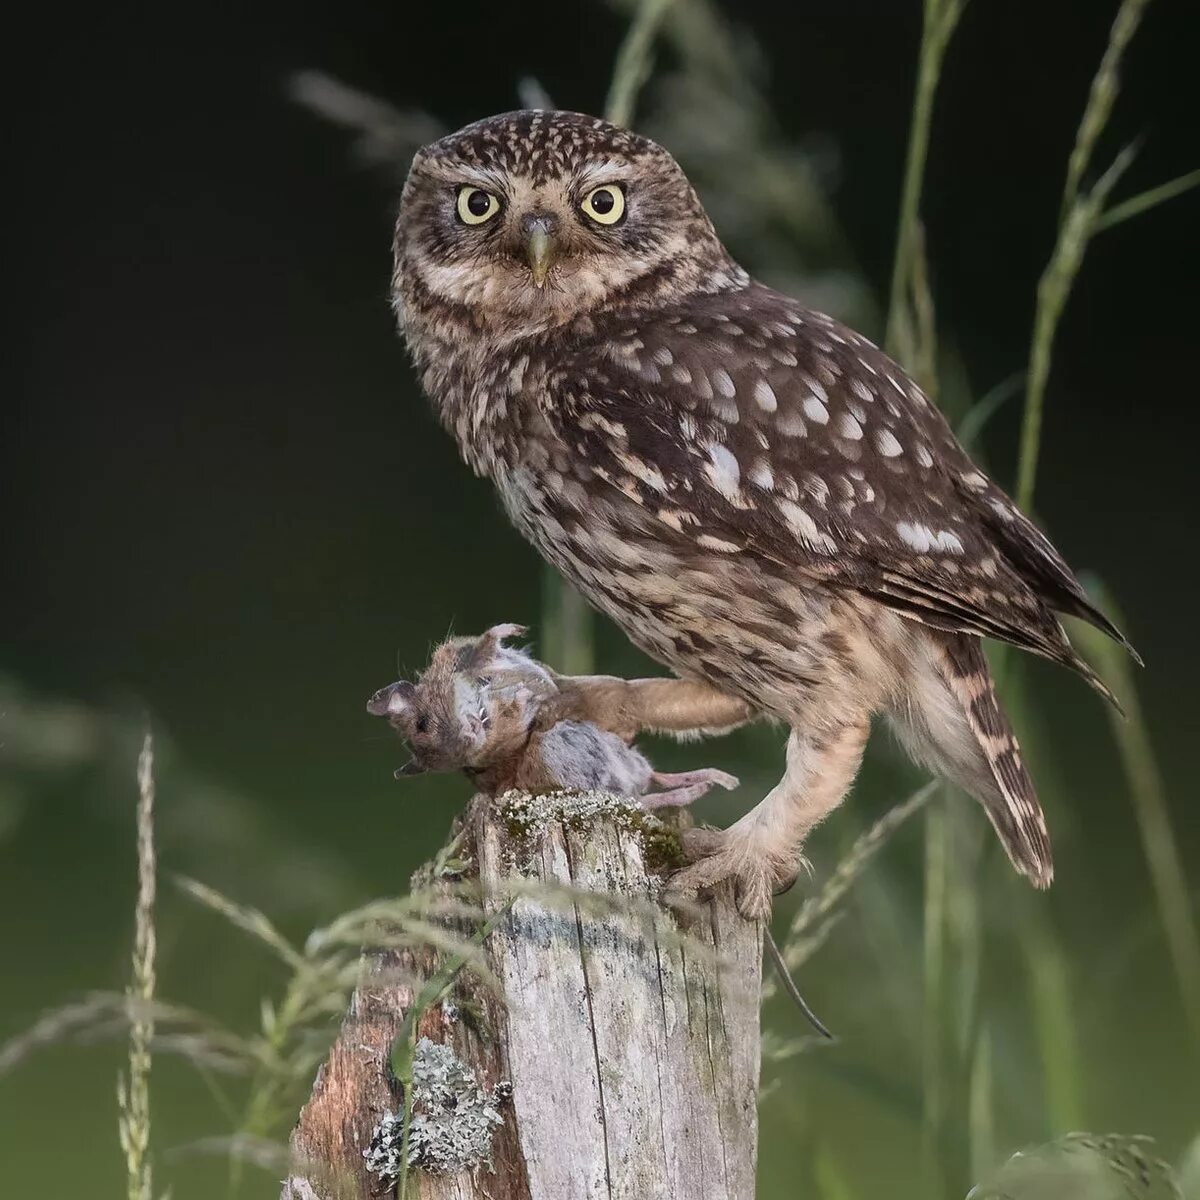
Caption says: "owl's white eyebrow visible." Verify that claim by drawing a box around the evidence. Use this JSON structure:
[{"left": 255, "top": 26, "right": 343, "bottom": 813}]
[
  {"left": 575, "top": 159, "right": 630, "bottom": 187},
  {"left": 430, "top": 164, "right": 509, "bottom": 192}
]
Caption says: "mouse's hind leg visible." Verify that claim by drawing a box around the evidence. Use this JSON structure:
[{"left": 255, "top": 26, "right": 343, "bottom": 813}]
[{"left": 642, "top": 767, "right": 739, "bottom": 809}]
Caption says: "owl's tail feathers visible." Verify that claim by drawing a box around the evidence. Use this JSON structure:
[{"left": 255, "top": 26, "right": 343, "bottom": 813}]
[
  {"left": 1063, "top": 643, "right": 1125, "bottom": 717},
  {"left": 891, "top": 634, "right": 1054, "bottom": 889}
]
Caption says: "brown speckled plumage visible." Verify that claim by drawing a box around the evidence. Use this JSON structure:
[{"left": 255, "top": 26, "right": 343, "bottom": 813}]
[{"left": 392, "top": 110, "right": 1137, "bottom": 917}]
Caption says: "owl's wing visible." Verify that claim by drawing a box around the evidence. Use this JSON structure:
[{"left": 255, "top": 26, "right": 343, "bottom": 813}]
[{"left": 547, "top": 285, "right": 1133, "bottom": 691}]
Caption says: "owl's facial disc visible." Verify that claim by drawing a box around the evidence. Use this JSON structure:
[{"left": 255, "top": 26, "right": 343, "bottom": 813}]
[{"left": 395, "top": 111, "right": 733, "bottom": 336}]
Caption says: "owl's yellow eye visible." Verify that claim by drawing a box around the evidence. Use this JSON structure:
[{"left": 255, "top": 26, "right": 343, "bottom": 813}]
[
  {"left": 456, "top": 186, "right": 501, "bottom": 225},
  {"left": 580, "top": 184, "right": 625, "bottom": 226}
]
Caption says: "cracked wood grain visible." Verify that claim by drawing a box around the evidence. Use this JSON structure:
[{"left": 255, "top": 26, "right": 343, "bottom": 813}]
[{"left": 284, "top": 795, "right": 762, "bottom": 1199}]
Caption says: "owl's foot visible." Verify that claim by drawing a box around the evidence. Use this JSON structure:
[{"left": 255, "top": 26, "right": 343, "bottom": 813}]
[
  {"left": 642, "top": 768, "right": 739, "bottom": 809},
  {"left": 666, "top": 826, "right": 803, "bottom": 921}
]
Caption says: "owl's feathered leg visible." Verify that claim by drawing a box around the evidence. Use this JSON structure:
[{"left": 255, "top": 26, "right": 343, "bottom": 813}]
[
  {"left": 668, "top": 717, "right": 871, "bottom": 920},
  {"left": 890, "top": 632, "right": 1053, "bottom": 887}
]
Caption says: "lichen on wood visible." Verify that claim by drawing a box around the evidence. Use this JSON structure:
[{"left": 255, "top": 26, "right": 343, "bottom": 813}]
[{"left": 363, "top": 1038, "right": 511, "bottom": 1182}]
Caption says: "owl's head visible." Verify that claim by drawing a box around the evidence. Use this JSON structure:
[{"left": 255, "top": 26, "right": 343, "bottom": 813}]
[{"left": 393, "top": 110, "right": 738, "bottom": 339}]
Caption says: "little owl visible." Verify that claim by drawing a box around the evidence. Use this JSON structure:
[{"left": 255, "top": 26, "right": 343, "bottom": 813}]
[{"left": 391, "top": 110, "right": 1136, "bottom": 919}]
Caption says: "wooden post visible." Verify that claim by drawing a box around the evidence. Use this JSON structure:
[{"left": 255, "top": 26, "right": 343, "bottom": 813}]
[{"left": 282, "top": 792, "right": 763, "bottom": 1200}]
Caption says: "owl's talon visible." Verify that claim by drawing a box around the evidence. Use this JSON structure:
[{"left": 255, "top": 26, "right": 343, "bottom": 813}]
[{"left": 669, "top": 827, "right": 800, "bottom": 921}]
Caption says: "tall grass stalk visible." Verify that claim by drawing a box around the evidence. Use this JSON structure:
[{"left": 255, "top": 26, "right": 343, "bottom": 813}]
[
  {"left": 921, "top": 790, "right": 949, "bottom": 1200},
  {"left": 1074, "top": 587, "right": 1200, "bottom": 1055},
  {"left": 883, "top": 9, "right": 966, "bottom": 1192},
  {"left": 884, "top": 0, "right": 965, "bottom": 362},
  {"left": 1024, "top": 915, "right": 1085, "bottom": 1131},
  {"left": 1059, "top": 0, "right": 1153, "bottom": 222},
  {"left": 604, "top": 0, "right": 677, "bottom": 129},
  {"left": 117, "top": 730, "right": 158, "bottom": 1200},
  {"left": 1015, "top": 141, "right": 1138, "bottom": 513},
  {"left": 540, "top": 568, "right": 595, "bottom": 675},
  {"left": 1015, "top": 0, "right": 1152, "bottom": 512}
]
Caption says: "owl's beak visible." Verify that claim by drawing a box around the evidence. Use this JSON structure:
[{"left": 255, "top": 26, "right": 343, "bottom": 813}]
[{"left": 523, "top": 216, "right": 560, "bottom": 288}]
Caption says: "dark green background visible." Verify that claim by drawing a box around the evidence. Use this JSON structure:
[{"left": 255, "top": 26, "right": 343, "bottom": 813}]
[{"left": 4, "top": 2, "right": 1198, "bottom": 1196}]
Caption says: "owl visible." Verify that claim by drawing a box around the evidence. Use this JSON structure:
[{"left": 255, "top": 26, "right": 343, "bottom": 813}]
[{"left": 391, "top": 110, "right": 1137, "bottom": 919}]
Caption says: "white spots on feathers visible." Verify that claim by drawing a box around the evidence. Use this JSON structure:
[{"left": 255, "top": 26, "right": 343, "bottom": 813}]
[
  {"left": 850, "top": 377, "right": 875, "bottom": 404},
  {"left": 615, "top": 451, "right": 667, "bottom": 494},
  {"left": 578, "top": 412, "right": 627, "bottom": 440},
  {"left": 802, "top": 472, "right": 830, "bottom": 507},
  {"left": 915, "top": 443, "right": 934, "bottom": 469},
  {"left": 656, "top": 507, "right": 698, "bottom": 531},
  {"left": 652, "top": 346, "right": 674, "bottom": 366},
  {"left": 988, "top": 497, "right": 1017, "bottom": 523},
  {"left": 802, "top": 395, "right": 829, "bottom": 424},
  {"left": 875, "top": 428, "right": 903, "bottom": 457},
  {"left": 697, "top": 533, "right": 743, "bottom": 553},
  {"left": 753, "top": 378, "right": 778, "bottom": 412},
  {"left": 837, "top": 412, "right": 863, "bottom": 440},
  {"left": 777, "top": 500, "right": 837, "bottom": 553},
  {"left": 777, "top": 410, "right": 807, "bottom": 438},
  {"left": 748, "top": 459, "right": 774, "bottom": 491},
  {"left": 704, "top": 442, "right": 741, "bottom": 501},
  {"left": 896, "top": 521, "right": 965, "bottom": 554},
  {"left": 711, "top": 368, "right": 737, "bottom": 399},
  {"left": 671, "top": 364, "right": 693, "bottom": 385}
]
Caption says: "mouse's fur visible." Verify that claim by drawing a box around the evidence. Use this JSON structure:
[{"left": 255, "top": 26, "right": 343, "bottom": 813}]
[{"left": 367, "top": 625, "right": 737, "bottom": 805}]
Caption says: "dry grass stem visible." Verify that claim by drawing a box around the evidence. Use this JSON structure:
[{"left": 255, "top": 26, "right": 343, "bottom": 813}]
[{"left": 117, "top": 730, "right": 157, "bottom": 1200}]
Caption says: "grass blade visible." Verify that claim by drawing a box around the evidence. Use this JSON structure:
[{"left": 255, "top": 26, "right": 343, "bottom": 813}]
[
  {"left": 1074, "top": 580, "right": 1200, "bottom": 1055},
  {"left": 604, "top": 0, "right": 678, "bottom": 128},
  {"left": 1016, "top": 141, "right": 1139, "bottom": 510},
  {"left": 1016, "top": 0, "right": 1154, "bottom": 511},
  {"left": 781, "top": 783, "right": 936, "bottom": 967},
  {"left": 922, "top": 787, "right": 949, "bottom": 1200},
  {"left": 174, "top": 876, "right": 306, "bottom": 974},
  {"left": 885, "top": 0, "right": 966, "bottom": 360},
  {"left": 1093, "top": 167, "right": 1200, "bottom": 233},
  {"left": 1060, "top": 0, "right": 1153, "bottom": 220}
]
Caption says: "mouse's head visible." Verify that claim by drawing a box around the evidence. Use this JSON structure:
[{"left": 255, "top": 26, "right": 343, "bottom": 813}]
[{"left": 366, "top": 624, "right": 556, "bottom": 777}]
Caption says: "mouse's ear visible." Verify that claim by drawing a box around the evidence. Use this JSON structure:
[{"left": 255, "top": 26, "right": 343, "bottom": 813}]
[
  {"left": 461, "top": 623, "right": 528, "bottom": 672},
  {"left": 366, "top": 679, "right": 417, "bottom": 717}
]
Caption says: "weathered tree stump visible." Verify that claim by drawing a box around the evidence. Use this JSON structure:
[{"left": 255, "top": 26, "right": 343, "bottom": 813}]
[{"left": 282, "top": 792, "right": 763, "bottom": 1199}]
